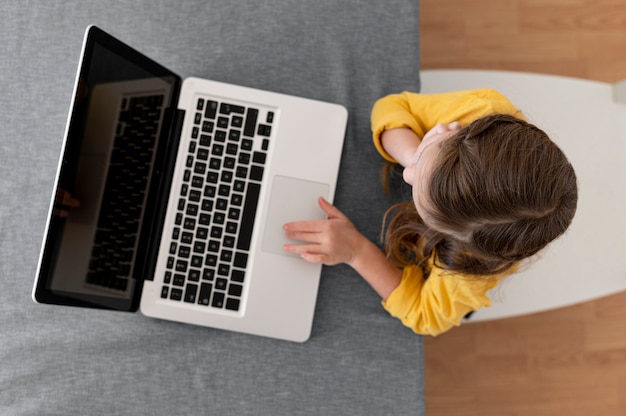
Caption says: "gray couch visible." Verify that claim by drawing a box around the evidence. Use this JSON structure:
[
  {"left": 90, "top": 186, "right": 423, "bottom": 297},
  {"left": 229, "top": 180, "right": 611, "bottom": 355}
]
[{"left": 0, "top": 1, "right": 424, "bottom": 414}]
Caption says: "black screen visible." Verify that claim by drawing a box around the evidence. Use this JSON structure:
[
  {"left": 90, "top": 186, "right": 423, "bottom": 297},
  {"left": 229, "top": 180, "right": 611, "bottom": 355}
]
[{"left": 34, "top": 26, "right": 181, "bottom": 311}]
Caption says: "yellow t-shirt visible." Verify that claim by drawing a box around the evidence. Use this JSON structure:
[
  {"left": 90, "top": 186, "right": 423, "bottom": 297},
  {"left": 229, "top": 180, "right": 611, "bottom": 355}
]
[
  {"left": 371, "top": 88, "right": 524, "bottom": 162},
  {"left": 371, "top": 88, "right": 523, "bottom": 336}
]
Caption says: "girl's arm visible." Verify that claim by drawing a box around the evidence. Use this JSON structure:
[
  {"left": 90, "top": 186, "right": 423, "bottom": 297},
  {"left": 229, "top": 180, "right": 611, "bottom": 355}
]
[
  {"left": 283, "top": 197, "right": 402, "bottom": 300},
  {"left": 379, "top": 127, "right": 422, "bottom": 167}
]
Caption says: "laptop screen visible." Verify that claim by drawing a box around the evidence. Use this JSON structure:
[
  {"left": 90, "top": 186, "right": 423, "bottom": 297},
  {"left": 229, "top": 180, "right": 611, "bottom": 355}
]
[{"left": 34, "top": 26, "right": 181, "bottom": 311}]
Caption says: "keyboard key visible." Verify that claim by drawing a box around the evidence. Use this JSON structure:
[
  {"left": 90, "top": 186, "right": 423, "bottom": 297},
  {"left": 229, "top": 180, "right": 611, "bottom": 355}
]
[
  {"left": 201, "top": 199, "right": 213, "bottom": 212},
  {"left": 231, "top": 193, "right": 243, "bottom": 206},
  {"left": 199, "top": 282, "right": 212, "bottom": 305},
  {"left": 220, "top": 103, "right": 245, "bottom": 114},
  {"left": 236, "top": 167, "right": 248, "bottom": 179},
  {"left": 170, "top": 288, "right": 183, "bottom": 301},
  {"left": 203, "top": 268, "right": 215, "bottom": 281},
  {"left": 228, "top": 207, "right": 240, "bottom": 220},
  {"left": 218, "top": 264, "right": 230, "bottom": 276},
  {"left": 215, "top": 130, "right": 227, "bottom": 142},
  {"left": 234, "top": 252, "right": 248, "bottom": 268},
  {"left": 200, "top": 134, "right": 211, "bottom": 147},
  {"left": 184, "top": 283, "right": 198, "bottom": 303},
  {"left": 189, "top": 190, "right": 201, "bottom": 202},
  {"left": 233, "top": 180, "right": 245, "bottom": 192},
  {"left": 225, "top": 222, "right": 238, "bottom": 234},
  {"left": 257, "top": 124, "right": 271, "bottom": 136},
  {"left": 181, "top": 232, "right": 193, "bottom": 244},
  {"left": 211, "top": 226, "right": 223, "bottom": 239},
  {"left": 183, "top": 217, "right": 196, "bottom": 230},
  {"left": 253, "top": 151, "right": 266, "bottom": 164},
  {"left": 207, "top": 171, "right": 219, "bottom": 183},
  {"left": 178, "top": 245, "right": 190, "bottom": 258},
  {"left": 188, "top": 269, "right": 201, "bottom": 282},
  {"left": 228, "top": 130, "right": 241, "bottom": 141},
  {"left": 238, "top": 152, "right": 251, "bottom": 165},
  {"left": 226, "top": 143, "right": 238, "bottom": 155},
  {"left": 232, "top": 116, "right": 243, "bottom": 128},
  {"left": 217, "top": 117, "right": 229, "bottom": 129},
  {"left": 205, "top": 254, "right": 217, "bottom": 267},
  {"left": 196, "top": 227, "right": 209, "bottom": 240},
  {"left": 173, "top": 274, "right": 185, "bottom": 286},
  {"left": 224, "top": 235, "right": 235, "bottom": 248},
  {"left": 193, "top": 241, "right": 206, "bottom": 253},
  {"left": 225, "top": 298, "right": 240, "bottom": 311},
  {"left": 213, "top": 211, "right": 226, "bottom": 224},
  {"left": 228, "top": 284, "right": 243, "bottom": 297},
  {"left": 224, "top": 157, "right": 236, "bottom": 169},
  {"left": 250, "top": 165, "right": 264, "bottom": 181},
  {"left": 243, "top": 108, "right": 258, "bottom": 137},
  {"left": 231, "top": 269, "right": 245, "bottom": 283},
  {"left": 237, "top": 182, "right": 260, "bottom": 251},
  {"left": 218, "top": 184, "right": 230, "bottom": 197},
  {"left": 221, "top": 170, "right": 233, "bottom": 183},
  {"left": 212, "top": 292, "right": 225, "bottom": 308},
  {"left": 208, "top": 240, "right": 220, "bottom": 252},
  {"left": 202, "top": 121, "right": 214, "bottom": 133},
  {"left": 241, "top": 139, "right": 253, "bottom": 151},
  {"left": 209, "top": 157, "right": 221, "bottom": 170},
  {"left": 215, "top": 278, "right": 228, "bottom": 290},
  {"left": 220, "top": 250, "right": 233, "bottom": 262},
  {"left": 175, "top": 260, "right": 188, "bottom": 272},
  {"left": 191, "top": 255, "right": 203, "bottom": 268},
  {"left": 186, "top": 203, "right": 198, "bottom": 216},
  {"left": 197, "top": 148, "right": 209, "bottom": 160},
  {"left": 205, "top": 100, "right": 218, "bottom": 119}
]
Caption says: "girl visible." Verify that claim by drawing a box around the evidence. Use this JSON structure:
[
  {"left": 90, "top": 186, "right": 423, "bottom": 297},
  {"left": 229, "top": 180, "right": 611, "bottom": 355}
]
[{"left": 283, "top": 89, "right": 578, "bottom": 336}]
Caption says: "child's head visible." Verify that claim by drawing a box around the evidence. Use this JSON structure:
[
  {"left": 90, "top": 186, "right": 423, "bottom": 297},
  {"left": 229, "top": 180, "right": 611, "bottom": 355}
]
[{"left": 384, "top": 114, "right": 578, "bottom": 276}]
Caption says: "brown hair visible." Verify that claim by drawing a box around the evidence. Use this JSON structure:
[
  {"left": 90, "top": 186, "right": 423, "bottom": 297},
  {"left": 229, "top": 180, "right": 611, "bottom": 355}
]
[{"left": 383, "top": 114, "right": 578, "bottom": 277}]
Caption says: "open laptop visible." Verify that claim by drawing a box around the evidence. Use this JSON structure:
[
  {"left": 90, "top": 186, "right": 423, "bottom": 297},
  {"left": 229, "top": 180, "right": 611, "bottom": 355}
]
[{"left": 32, "top": 26, "right": 347, "bottom": 342}]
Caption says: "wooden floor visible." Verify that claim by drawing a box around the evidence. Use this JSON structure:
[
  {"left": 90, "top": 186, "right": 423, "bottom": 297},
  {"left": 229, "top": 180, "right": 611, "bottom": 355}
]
[{"left": 420, "top": 0, "right": 626, "bottom": 414}]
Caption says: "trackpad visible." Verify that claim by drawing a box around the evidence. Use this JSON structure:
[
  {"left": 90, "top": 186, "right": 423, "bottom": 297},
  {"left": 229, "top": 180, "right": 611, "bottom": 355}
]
[{"left": 261, "top": 175, "right": 330, "bottom": 257}]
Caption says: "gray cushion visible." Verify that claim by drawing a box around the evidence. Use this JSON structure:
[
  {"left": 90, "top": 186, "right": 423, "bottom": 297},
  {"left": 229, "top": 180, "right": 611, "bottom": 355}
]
[{"left": 0, "top": 1, "right": 423, "bottom": 414}]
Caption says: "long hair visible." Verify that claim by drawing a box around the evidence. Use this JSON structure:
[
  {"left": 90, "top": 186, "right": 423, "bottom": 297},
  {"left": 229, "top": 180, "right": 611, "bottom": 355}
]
[{"left": 383, "top": 114, "right": 578, "bottom": 277}]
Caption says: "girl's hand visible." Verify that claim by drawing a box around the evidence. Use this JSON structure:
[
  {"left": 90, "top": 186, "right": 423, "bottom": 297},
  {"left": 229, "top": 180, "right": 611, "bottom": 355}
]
[{"left": 282, "top": 197, "right": 367, "bottom": 266}]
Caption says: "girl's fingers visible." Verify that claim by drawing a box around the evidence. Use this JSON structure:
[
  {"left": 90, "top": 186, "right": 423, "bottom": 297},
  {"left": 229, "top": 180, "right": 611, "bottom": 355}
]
[
  {"left": 283, "top": 242, "right": 324, "bottom": 257},
  {"left": 284, "top": 229, "right": 322, "bottom": 243},
  {"left": 283, "top": 219, "right": 326, "bottom": 236},
  {"left": 299, "top": 252, "right": 327, "bottom": 264},
  {"left": 318, "top": 197, "right": 346, "bottom": 220},
  {"left": 283, "top": 244, "right": 332, "bottom": 265}
]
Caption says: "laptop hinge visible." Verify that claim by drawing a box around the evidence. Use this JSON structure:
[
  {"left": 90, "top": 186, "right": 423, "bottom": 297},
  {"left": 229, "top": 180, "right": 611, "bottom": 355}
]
[{"left": 135, "top": 108, "right": 185, "bottom": 282}]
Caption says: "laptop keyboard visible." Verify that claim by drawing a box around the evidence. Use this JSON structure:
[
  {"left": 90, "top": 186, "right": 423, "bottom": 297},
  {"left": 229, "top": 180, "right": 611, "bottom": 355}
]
[
  {"left": 86, "top": 94, "right": 164, "bottom": 291},
  {"left": 160, "top": 97, "right": 274, "bottom": 312}
]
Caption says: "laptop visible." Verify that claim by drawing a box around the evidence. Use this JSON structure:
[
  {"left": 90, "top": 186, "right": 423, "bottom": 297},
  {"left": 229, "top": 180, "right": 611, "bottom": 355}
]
[{"left": 32, "top": 26, "right": 347, "bottom": 343}]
